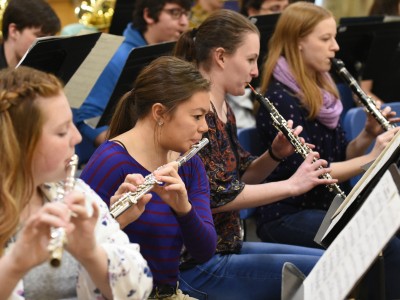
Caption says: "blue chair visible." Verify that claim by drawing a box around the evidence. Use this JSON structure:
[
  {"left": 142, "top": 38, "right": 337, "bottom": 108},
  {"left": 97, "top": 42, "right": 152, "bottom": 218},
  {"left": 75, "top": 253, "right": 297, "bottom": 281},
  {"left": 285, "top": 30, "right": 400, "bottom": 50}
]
[
  {"left": 342, "top": 102, "right": 400, "bottom": 186},
  {"left": 237, "top": 127, "right": 263, "bottom": 238},
  {"left": 223, "top": 0, "right": 239, "bottom": 12},
  {"left": 237, "top": 127, "right": 264, "bottom": 156},
  {"left": 337, "top": 83, "right": 356, "bottom": 123}
]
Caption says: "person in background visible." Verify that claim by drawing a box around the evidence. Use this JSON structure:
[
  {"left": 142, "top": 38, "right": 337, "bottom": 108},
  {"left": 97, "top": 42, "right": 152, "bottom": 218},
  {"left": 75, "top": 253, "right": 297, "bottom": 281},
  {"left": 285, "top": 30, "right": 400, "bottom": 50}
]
[
  {"left": 80, "top": 56, "right": 217, "bottom": 300},
  {"left": 74, "top": 0, "right": 191, "bottom": 166},
  {"left": 189, "top": 0, "right": 224, "bottom": 28},
  {"left": 0, "top": 66, "right": 152, "bottom": 299},
  {"left": 173, "top": 9, "right": 337, "bottom": 300},
  {"left": 369, "top": 0, "right": 400, "bottom": 14},
  {"left": 240, "top": 0, "right": 288, "bottom": 16},
  {"left": 0, "top": 0, "right": 60, "bottom": 69},
  {"left": 360, "top": 0, "right": 400, "bottom": 103},
  {"left": 234, "top": 0, "right": 289, "bottom": 129},
  {"left": 255, "top": 2, "right": 400, "bottom": 298}
]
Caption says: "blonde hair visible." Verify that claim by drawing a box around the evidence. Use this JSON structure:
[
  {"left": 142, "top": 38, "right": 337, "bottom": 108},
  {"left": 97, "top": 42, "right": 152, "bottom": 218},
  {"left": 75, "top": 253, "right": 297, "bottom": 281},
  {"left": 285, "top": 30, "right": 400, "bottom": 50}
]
[
  {"left": 260, "top": 2, "right": 339, "bottom": 119},
  {"left": 0, "top": 66, "right": 62, "bottom": 254}
]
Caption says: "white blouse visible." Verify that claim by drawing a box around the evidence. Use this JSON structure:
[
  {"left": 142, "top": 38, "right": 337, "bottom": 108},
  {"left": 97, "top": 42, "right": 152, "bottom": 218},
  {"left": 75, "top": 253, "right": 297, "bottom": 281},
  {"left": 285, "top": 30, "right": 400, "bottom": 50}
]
[{"left": 7, "top": 179, "right": 153, "bottom": 300}]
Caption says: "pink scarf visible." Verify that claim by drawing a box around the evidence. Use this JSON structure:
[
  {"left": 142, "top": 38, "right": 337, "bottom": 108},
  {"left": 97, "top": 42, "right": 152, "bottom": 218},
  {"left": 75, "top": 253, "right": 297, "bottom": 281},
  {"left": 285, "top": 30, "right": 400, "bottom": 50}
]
[{"left": 273, "top": 56, "right": 342, "bottom": 129}]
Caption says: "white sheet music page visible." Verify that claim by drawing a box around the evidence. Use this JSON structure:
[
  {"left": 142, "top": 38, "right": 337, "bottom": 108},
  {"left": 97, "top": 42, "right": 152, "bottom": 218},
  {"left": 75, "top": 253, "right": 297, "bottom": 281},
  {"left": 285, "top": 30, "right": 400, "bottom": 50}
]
[
  {"left": 65, "top": 33, "right": 124, "bottom": 108},
  {"left": 303, "top": 167, "right": 400, "bottom": 300}
]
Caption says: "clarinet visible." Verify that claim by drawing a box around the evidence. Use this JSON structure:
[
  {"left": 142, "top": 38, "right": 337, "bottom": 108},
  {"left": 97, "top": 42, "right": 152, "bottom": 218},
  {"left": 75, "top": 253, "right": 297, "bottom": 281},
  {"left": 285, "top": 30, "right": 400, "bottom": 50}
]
[
  {"left": 110, "top": 138, "right": 209, "bottom": 219},
  {"left": 330, "top": 57, "right": 396, "bottom": 131},
  {"left": 248, "top": 84, "right": 346, "bottom": 199},
  {"left": 47, "top": 154, "right": 79, "bottom": 267}
]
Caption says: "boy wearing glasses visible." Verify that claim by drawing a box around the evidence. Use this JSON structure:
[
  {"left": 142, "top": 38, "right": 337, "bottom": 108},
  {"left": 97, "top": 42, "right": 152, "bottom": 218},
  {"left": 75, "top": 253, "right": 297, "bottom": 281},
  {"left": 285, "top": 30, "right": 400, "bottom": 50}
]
[{"left": 74, "top": 0, "right": 191, "bottom": 165}]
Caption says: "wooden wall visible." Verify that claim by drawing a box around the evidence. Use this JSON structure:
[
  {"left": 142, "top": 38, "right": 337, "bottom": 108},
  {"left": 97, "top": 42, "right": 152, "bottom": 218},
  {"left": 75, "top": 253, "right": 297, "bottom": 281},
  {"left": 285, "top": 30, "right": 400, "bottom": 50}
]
[{"left": 48, "top": 0, "right": 77, "bottom": 29}]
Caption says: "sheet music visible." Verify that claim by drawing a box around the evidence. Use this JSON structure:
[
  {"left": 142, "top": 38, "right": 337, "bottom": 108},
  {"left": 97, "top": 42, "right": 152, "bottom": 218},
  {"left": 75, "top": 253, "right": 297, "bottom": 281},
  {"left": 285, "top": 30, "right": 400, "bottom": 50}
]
[
  {"left": 304, "top": 167, "right": 400, "bottom": 300},
  {"left": 64, "top": 33, "right": 124, "bottom": 108}
]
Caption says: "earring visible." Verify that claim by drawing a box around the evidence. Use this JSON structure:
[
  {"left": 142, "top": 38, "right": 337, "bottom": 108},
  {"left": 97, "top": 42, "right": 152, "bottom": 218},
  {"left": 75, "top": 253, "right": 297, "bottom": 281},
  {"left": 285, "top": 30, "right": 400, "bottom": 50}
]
[{"left": 158, "top": 120, "right": 164, "bottom": 126}]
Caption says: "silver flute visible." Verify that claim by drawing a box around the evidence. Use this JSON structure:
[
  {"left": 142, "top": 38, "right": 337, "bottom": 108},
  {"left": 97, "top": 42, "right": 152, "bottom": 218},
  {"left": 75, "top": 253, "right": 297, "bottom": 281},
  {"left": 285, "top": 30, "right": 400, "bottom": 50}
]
[
  {"left": 47, "top": 154, "right": 79, "bottom": 267},
  {"left": 330, "top": 58, "right": 396, "bottom": 131},
  {"left": 248, "top": 84, "right": 347, "bottom": 199},
  {"left": 110, "top": 138, "right": 209, "bottom": 219}
]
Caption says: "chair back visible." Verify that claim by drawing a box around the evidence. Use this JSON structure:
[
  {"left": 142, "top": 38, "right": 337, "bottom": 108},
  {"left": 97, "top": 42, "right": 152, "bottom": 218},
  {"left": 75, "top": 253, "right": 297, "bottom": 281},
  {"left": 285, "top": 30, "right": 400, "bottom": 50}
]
[
  {"left": 237, "top": 127, "right": 263, "bottom": 219},
  {"left": 237, "top": 127, "right": 264, "bottom": 156}
]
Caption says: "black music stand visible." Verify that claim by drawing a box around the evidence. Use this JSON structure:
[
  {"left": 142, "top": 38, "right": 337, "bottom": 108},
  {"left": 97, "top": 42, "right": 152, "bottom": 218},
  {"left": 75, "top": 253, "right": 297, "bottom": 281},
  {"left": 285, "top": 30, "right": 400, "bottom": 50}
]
[
  {"left": 248, "top": 13, "right": 280, "bottom": 88},
  {"left": 315, "top": 141, "right": 400, "bottom": 248},
  {"left": 361, "top": 30, "right": 400, "bottom": 102},
  {"left": 334, "top": 21, "right": 400, "bottom": 81},
  {"left": 311, "top": 133, "right": 400, "bottom": 299},
  {"left": 108, "top": 0, "right": 135, "bottom": 36},
  {"left": 17, "top": 32, "right": 102, "bottom": 85},
  {"left": 283, "top": 163, "right": 400, "bottom": 300},
  {"left": 96, "top": 41, "right": 176, "bottom": 128},
  {"left": 339, "top": 15, "right": 385, "bottom": 26}
]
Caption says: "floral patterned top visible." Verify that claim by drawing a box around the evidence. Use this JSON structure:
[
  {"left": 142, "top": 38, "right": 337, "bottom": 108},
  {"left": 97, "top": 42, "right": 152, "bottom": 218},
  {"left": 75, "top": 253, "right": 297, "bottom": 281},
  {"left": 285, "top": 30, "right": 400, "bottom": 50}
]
[
  {"left": 198, "top": 102, "right": 256, "bottom": 253},
  {"left": 6, "top": 179, "right": 153, "bottom": 300}
]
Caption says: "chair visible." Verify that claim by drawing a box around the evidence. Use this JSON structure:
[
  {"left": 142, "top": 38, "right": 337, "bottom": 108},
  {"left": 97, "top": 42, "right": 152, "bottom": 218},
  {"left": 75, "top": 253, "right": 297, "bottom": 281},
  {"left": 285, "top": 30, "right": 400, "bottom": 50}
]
[
  {"left": 237, "top": 127, "right": 264, "bottom": 156},
  {"left": 237, "top": 127, "right": 264, "bottom": 239},
  {"left": 337, "top": 82, "right": 356, "bottom": 123},
  {"left": 342, "top": 102, "right": 400, "bottom": 186}
]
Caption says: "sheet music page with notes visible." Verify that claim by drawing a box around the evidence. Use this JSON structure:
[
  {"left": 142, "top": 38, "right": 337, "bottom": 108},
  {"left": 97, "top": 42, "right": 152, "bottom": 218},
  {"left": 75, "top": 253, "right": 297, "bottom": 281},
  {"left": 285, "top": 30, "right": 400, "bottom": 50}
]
[
  {"left": 303, "top": 166, "right": 400, "bottom": 300},
  {"left": 65, "top": 33, "right": 124, "bottom": 108}
]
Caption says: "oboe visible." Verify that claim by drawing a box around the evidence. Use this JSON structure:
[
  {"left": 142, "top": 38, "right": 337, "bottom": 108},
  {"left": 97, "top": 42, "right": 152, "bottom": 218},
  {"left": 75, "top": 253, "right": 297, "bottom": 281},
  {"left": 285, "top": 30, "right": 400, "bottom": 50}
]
[
  {"left": 110, "top": 138, "right": 209, "bottom": 219},
  {"left": 248, "top": 84, "right": 346, "bottom": 199},
  {"left": 47, "top": 154, "right": 79, "bottom": 267},
  {"left": 330, "top": 57, "right": 396, "bottom": 131}
]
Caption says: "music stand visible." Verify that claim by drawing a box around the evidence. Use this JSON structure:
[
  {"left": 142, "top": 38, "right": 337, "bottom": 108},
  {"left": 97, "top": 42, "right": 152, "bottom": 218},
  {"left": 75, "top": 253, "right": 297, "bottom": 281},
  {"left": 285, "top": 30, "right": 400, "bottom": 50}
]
[
  {"left": 248, "top": 13, "right": 280, "bottom": 88},
  {"left": 339, "top": 15, "right": 385, "bottom": 26},
  {"left": 109, "top": 0, "right": 135, "bottom": 36},
  {"left": 361, "top": 30, "right": 400, "bottom": 102},
  {"left": 97, "top": 41, "right": 176, "bottom": 128},
  {"left": 334, "top": 21, "right": 400, "bottom": 81},
  {"left": 18, "top": 32, "right": 102, "bottom": 85}
]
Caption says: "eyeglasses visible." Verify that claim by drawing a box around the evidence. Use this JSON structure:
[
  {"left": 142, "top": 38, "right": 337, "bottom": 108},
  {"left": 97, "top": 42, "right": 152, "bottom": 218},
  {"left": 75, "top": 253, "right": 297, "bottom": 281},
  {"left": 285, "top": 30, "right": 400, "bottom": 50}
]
[{"left": 162, "top": 8, "right": 189, "bottom": 20}]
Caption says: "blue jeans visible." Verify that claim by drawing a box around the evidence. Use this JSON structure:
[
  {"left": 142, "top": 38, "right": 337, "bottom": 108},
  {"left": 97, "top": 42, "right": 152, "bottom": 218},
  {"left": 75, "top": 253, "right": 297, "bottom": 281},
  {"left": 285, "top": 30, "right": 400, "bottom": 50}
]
[
  {"left": 257, "top": 209, "right": 400, "bottom": 299},
  {"left": 179, "top": 242, "right": 323, "bottom": 300},
  {"left": 257, "top": 209, "right": 326, "bottom": 249}
]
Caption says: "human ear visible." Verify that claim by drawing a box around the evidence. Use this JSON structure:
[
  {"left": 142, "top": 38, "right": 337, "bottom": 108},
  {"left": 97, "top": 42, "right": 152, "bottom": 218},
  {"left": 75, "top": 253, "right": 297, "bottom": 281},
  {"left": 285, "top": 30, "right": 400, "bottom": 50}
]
[
  {"left": 214, "top": 47, "right": 225, "bottom": 68},
  {"left": 152, "top": 103, "right": 167, "bottom": 124},
  {"left": 7, "top": 23, "right": 19, "bottom": 40},
  {"left": 143, "top": 7, "right": 156, "bottom": 25}
]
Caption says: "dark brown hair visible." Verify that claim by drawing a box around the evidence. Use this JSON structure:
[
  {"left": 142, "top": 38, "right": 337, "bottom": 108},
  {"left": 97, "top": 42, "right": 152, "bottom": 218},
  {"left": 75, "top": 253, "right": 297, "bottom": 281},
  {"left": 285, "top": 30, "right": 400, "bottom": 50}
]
[{"left": 108, "top": 56, "right": 210, "bottom": 138}]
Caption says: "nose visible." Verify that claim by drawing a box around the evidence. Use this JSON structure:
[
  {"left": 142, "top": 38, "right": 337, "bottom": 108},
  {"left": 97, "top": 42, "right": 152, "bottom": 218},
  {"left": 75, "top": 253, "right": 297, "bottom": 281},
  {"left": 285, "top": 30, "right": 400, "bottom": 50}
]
[
  {"left": 180, "top": 13, "right": 189, "bottom": 27},
  {"left": 332, "top": 38, "right": 340, "bottom": 52},
  {"left": 71, "top": 124, "right": 82, "bottom": 146},
  {"left": 199, "top": 117, "right": 209, "bottom": 134},
  {"left": 251, "top": 64, "right": 259, "bottom": 78}
]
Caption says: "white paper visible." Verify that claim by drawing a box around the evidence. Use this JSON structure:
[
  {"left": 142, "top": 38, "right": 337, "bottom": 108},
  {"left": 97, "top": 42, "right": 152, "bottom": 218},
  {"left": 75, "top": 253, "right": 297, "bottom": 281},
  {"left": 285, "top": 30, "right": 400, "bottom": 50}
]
[
  {"left": 304, "top": 168, "right": 400, "bottom": 300},
  {"left": 64, "top": 33, "right": 124, "bottom": 108}
]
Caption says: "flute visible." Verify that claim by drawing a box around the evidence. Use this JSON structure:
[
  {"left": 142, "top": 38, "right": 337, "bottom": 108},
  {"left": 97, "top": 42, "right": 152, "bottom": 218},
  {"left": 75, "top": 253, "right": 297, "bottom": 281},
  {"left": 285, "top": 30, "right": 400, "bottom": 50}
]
[
  {"left": 248, "top": 84, "right": 347, "bottom": 199},
  {"left": 110, "top": 138, "right": 209, "bottom": 219},
  {"left": 47, "top": 154, "right": 79, "bottom": 267},
  {"left": 330, "top": 57, "right": 396, "bottom": 131}
]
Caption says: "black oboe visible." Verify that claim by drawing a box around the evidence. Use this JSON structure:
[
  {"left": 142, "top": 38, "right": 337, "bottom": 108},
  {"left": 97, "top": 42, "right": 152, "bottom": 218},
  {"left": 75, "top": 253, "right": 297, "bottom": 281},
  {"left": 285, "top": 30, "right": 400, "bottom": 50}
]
[
  {"left": 248, "top": 84, "right": 346, "bottom": 199},
  {"left": 330, "top": 57, "right": 396, "bottom": 131}
]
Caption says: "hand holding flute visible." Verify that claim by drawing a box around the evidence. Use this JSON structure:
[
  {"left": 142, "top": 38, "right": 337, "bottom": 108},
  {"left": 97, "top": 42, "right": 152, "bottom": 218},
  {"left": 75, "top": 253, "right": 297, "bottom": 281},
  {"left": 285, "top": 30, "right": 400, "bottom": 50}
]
[{"left": 110, "top": 138, "right": 209, "bottom": 221}]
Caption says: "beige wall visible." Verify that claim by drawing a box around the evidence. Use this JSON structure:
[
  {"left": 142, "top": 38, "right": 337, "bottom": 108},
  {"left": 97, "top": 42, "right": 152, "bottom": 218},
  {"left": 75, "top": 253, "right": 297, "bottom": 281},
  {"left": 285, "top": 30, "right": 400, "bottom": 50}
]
[{"left": 322, "top": 0, "right": 374, "bottom": 21}]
